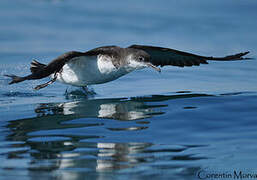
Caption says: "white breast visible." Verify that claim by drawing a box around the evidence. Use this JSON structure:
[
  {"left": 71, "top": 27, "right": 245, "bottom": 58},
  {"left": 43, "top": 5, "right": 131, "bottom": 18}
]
[{"left": 56, "top": 55, "right": 131, "bottom": 86}]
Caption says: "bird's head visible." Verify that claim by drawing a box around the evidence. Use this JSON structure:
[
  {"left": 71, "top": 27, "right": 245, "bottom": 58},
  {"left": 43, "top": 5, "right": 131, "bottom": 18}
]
[{"left": 127, "top": 49, "right": 161, "bottom": 72}]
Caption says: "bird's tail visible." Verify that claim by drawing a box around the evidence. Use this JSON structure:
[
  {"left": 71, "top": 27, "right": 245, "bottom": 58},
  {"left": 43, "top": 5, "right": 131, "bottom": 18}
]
[{"left": 30, "top": 59, "right": 47, "bottom": 73}]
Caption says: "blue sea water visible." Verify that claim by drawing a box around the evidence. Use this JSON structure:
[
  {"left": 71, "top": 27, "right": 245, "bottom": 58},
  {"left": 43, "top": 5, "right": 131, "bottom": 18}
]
[{"left": 0, "top": 0, "right": 257, "bottom": 179}]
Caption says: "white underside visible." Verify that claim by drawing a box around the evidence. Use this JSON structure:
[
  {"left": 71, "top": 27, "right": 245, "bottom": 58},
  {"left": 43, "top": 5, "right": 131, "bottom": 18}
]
[{"left": 55, "top": 55, "right": 143, "bottom": 87}]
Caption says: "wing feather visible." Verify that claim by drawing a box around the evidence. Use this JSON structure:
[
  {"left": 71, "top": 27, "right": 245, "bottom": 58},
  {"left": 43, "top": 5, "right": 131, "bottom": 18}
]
[
  {"left": 83, "top": 46, "right": 124, "bottom": 68},
  {"left": 83, "top": 45, "right": 120, "bottom": 57},
  {"left": 129, "top": 44, "right": 249, "bottom": 68}
]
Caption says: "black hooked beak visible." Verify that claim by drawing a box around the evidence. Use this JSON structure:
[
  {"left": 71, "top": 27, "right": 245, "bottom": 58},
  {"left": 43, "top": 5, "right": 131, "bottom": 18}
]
[{"left": 145, "top": 62, "right": 161, "bottom": 72}]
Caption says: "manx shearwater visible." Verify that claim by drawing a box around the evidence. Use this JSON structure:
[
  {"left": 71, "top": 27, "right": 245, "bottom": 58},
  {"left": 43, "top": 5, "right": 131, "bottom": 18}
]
[{"left": 5, "top": 44, "right": 250, "bottom": 90}]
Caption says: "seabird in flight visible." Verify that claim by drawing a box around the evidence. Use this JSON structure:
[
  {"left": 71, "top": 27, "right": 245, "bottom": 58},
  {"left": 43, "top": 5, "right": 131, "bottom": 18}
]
[{"left": 5, "top": 44, "right": 250, "bottom": 90}]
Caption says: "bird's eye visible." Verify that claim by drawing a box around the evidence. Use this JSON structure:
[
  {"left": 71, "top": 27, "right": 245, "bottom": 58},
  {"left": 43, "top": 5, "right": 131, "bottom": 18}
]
[{"left": 138, "top": 57, "right": 144, "bottom": 61}]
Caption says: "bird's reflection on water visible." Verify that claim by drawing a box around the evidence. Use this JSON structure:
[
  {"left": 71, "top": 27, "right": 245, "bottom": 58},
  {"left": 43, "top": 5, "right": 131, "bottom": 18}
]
[{"left": 4, "top": 92, "right": 209, "bottom": 178}]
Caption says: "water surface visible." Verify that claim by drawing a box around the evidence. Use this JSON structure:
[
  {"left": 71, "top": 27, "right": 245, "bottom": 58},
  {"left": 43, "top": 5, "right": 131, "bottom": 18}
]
[{"left": 0, "top": 0, "right": 257, "bottom": 179}]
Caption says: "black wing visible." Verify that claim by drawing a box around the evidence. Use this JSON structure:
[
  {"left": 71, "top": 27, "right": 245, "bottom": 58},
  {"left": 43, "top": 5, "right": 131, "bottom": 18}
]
[
  {"left": 129, "top": 44, "right": 250, "bottom": 67},
  {"left": 84, "top": 45, "right": 125, "bottom": 67},
  {"left": 4, "top": 51, "right": 85, "bottom": 85},
  {"left": 4, "top": 46, "right": 122, "bottom": 88},
  {"left": 84, "top": 46, "right": 120, "bottom": 56},
  {"left": 38, "top": 46, "right": 122, "bottom": 76},
  {"left": 38, "top": 46, "right": 121, "bottom": 76}
]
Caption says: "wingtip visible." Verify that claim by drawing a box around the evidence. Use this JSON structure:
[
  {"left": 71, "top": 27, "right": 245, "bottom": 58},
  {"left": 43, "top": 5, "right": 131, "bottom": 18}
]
[
  {"left": 4, "top": 74, "right": 14, "bottom": 84},
  {"left": 4, "top": 74, "right": 25, "bottom": 84},
  {"left": 240, "top": 51, "right": 251, "bottom": 60},
  {"left": 225, "top": 51, "right": 251, "bottom": 60},
  {"left": 242, "top": 51, "right": 250, "bottom": 56},
  {"left": 4, "top": 74, "right": 12, "bottom": 78}
]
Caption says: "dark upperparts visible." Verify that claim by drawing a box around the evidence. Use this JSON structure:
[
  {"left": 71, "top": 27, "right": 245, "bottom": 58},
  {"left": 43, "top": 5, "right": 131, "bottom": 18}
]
[
  {"left": 30, "top": 46, "right": 126, "bottom": 79},
  {"left": 29, "top": 51, "right": 85, "bottom": 80},
  {"left": 129, "top": 44, "right": 250, "bottom": 67},
  {"left": 4, "top": 44, "right": 250, "bottom": 85}
]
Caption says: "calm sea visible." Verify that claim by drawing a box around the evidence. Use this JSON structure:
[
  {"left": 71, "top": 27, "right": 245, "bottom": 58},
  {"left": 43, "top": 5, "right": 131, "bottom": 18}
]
[{"left": 0, "top": 0, "right": 257, "bottom": 179}]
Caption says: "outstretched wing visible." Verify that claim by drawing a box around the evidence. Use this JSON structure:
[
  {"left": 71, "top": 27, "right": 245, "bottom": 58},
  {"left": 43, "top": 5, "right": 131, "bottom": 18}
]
[
  {"left": 45, "top": 46, "right": 121, "bottom": 73},
  {"left": 4, "top": 46, "right": 122, "bottom": 89},
  {"left": 129, "top": 44, "right": 250, "bottom": 67},
  {"left": 84, "top": 45, "right": 125, "bottom": 67},
  {"left": 84, "top": 45, "right": 120, "bottom": 56}
]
